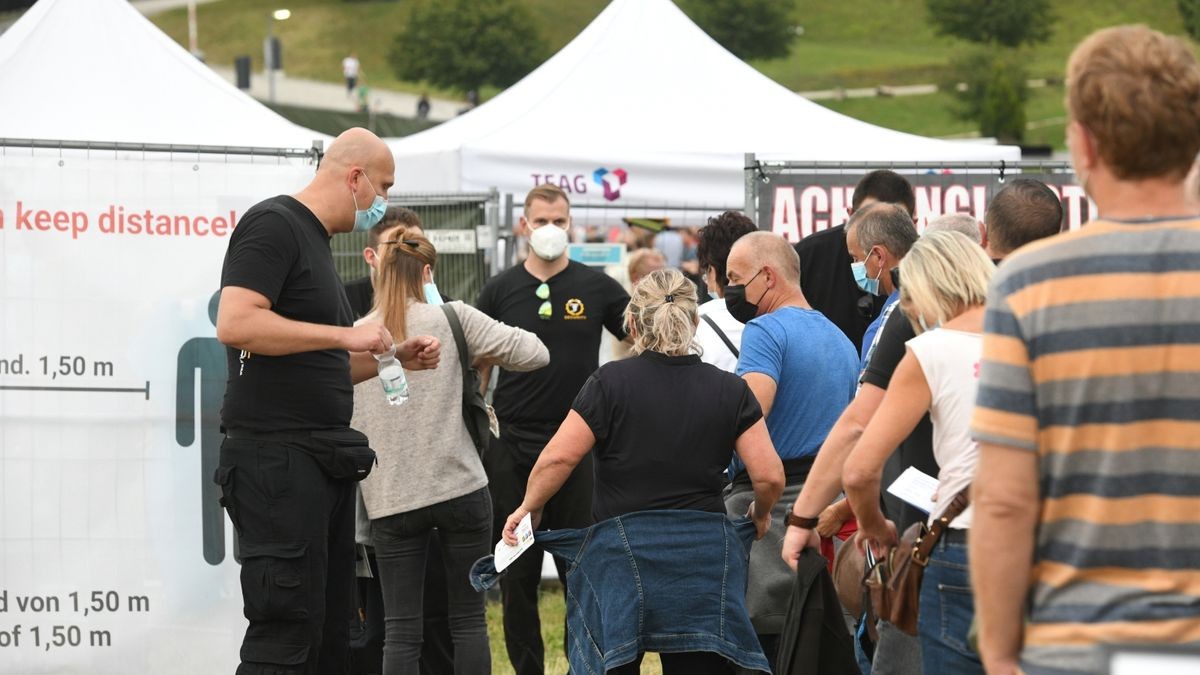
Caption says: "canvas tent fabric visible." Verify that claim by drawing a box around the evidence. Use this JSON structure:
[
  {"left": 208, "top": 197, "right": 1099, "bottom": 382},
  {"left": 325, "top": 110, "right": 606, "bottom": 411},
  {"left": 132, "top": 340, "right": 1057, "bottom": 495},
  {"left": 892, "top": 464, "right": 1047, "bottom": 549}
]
[
  {"left": 387, "top": 0, "right": 1019, "bottom": 207},
  {"left": 0, "top": 0, "right": 323, "bottom": 149}
]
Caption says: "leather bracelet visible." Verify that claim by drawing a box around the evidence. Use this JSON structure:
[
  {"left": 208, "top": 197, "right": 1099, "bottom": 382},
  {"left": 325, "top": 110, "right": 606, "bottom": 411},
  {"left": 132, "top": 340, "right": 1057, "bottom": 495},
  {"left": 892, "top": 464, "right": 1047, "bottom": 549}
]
[{"left": 785, "top": 509, "right": 819, "bottom": 529}]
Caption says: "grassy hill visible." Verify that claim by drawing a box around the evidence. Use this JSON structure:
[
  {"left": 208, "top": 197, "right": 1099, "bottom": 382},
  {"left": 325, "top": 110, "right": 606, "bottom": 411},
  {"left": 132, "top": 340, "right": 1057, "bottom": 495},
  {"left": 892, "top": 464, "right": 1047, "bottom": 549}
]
[{"left": 151, "top": 0, "right": 1191, "bottom": 146}]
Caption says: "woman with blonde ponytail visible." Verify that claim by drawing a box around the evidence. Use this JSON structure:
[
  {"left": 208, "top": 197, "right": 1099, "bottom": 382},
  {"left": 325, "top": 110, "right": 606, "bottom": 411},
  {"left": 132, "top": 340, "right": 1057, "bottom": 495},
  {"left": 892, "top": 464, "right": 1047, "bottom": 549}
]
[
  {"left": 351, "top": 227, "right": 549, "bottom": 675},
  {"left": 501, "top": 268, "right": 786, "bottom": 674}
]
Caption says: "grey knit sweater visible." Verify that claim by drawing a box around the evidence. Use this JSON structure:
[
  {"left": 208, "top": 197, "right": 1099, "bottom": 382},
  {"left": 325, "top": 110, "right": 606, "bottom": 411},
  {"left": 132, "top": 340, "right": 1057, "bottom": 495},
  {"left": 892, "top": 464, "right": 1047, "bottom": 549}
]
[{"left": 352, "top": 301, "right": 548, "bottom": 519}]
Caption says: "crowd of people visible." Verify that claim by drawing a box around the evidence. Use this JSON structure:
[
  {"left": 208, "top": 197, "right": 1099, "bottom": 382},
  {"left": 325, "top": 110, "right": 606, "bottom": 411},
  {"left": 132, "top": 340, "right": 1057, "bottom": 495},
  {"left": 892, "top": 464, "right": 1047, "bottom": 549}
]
[{"left": 214, "top": 24, "right": 1200, "bottom": 675}]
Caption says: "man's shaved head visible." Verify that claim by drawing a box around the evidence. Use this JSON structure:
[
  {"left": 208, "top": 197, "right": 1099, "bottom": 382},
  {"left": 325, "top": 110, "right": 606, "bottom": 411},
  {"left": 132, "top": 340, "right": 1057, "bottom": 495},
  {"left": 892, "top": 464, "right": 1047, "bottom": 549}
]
[
  {"left": 296, "top": 127, "right": 397, "bottom": 235},
  {"left": 730, "top": 231, "right": 801, "bottom": 284},
  {"left": 322, "top": 127, "right": 394, "bottom": 184}
]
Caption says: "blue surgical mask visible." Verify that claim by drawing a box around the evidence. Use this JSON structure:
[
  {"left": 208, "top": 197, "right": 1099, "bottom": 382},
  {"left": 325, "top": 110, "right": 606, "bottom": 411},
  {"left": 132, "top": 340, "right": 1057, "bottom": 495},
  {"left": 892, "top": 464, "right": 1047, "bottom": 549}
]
[
  {"left": 352, "top": 175, "right": 387, "bottom": 232},
  {"left": 917, "top": 315, "right": 942, "bottom": 332},
  {"left": 851, "top": 251, "right": 882, "bottom": 296},
  {"left": 423, "top": 280, "right": 444, "bottom": 305}
]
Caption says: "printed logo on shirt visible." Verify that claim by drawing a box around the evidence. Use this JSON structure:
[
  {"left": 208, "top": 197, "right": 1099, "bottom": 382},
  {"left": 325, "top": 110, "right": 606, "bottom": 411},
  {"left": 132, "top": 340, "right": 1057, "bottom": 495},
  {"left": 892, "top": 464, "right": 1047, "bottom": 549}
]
[{"left": 564, "top": 298, "right": 587, "bottom": 320}]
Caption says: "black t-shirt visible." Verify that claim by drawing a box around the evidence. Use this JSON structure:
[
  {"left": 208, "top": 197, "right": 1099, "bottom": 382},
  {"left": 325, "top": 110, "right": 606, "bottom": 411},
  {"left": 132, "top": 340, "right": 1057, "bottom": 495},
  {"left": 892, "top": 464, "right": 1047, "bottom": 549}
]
[
  {"left": 344, "top": 275, "right": 373, "bottom": 319},
  {"left": 220, "top": 195, "right": 354, "bottom": 432},
  {"left": 794, "top": 225, "right": 881, "bottom": 353},
  {"left": 859, "top": 307, "right": 938, "bottom": 532},
  {"left": 476, "top": 260, "right": 629, "bottom": 447},
  {"left": 571, "top": 351, "right": 763, "bottom": 521}
]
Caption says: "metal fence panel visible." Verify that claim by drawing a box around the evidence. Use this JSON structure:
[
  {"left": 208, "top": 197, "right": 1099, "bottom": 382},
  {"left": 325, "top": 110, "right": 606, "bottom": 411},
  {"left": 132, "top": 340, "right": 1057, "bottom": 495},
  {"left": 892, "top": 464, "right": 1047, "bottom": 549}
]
[{"left": 332, "top": 191, "right": 500, "bottom": 305}]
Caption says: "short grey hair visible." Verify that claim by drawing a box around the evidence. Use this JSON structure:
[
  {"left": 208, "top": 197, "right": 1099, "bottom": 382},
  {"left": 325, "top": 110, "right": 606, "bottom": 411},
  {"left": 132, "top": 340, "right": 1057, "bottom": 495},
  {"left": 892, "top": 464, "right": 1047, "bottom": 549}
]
[
  {"left": 733, "top": 231, "right": 801, "bottom": 284},
  {"left": 924, "top": 213, "right": 982, "bottom": 244},
  {"left": 854, "top": 202, "right": 918, "bottom": 259}
]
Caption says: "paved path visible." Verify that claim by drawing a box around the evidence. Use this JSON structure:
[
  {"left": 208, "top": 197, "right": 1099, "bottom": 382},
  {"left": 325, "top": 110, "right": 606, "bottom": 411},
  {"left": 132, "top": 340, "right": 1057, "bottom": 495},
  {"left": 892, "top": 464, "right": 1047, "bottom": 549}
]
[
  {"left": 131, "top": 0, "right": 465, "bottom": 122},
  {"left": 130, "top": 0, "right": 220, "bottom": 15},
  {"left": 798, "top": 78, "right": 1053, "bottom": 101},
  {"left": 210, "top": 67, "right": 463, "bottom": 123}
]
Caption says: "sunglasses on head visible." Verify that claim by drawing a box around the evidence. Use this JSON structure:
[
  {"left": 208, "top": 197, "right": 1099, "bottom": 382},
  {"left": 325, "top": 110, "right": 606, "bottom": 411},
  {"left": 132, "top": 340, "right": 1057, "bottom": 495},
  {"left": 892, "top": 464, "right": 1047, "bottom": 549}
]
[{"left": 379, "top": 239, "right": 422, "bottom": 249}]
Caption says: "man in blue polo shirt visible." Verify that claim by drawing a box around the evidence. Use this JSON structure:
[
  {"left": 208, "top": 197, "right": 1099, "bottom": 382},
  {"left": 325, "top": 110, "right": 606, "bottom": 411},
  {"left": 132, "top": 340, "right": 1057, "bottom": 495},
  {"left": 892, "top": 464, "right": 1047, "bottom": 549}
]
[{"left": 723, "top": 231, "right": 859, "bottom": 667}]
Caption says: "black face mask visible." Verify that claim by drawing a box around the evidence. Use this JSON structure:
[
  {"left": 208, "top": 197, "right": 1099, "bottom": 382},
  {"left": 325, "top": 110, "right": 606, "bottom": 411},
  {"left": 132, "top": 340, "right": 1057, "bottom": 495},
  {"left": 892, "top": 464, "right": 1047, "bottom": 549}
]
[{"left": 725, "top": 269, "right": 765, "bottom": 324}]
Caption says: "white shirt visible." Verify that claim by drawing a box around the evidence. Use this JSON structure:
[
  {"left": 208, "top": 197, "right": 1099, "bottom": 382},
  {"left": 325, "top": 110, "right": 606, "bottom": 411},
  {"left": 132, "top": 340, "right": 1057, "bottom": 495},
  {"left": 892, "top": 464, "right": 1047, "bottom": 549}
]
[
  {"left": 907, "top": 328, "right": 983, "bottom": 530},
  {"left": 695, "top": 298, "right": 744, "bottom": 373},
  {"left": 342, "top": 56, "right": 360, "bottom": 78}
]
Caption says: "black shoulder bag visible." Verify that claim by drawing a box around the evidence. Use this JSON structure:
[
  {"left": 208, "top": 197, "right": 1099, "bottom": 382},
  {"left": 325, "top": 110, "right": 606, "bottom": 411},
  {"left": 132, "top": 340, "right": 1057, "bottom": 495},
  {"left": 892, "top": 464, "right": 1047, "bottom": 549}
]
[{"left": 440, "top": 304, "right": 492, "bottom": 457}]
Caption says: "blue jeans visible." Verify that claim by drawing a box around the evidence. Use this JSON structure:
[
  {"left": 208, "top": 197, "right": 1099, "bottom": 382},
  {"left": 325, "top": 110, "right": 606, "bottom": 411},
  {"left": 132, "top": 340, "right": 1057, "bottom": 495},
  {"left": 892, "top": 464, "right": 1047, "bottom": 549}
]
[
  {"left": 917, "top": 535, "right": 983, "bottom": 674},
  {"left": 371, "top": 487, "right": 492, "bottom": 675}
]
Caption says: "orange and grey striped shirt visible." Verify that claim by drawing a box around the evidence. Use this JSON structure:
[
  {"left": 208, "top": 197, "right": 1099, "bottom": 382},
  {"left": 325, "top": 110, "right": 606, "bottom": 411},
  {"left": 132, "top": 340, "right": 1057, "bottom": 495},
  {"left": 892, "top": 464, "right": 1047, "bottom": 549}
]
[{"left": 972, "top": 217, "right": 1200, "bottom": 675}]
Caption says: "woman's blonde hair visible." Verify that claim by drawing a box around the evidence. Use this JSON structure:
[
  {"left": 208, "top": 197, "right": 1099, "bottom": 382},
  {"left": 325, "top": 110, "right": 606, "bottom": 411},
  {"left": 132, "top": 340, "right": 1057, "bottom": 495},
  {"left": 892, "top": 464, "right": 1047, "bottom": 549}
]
[
  {"left": 370, "top": 226, "right": 437, "bottom": 342},
  {"left": 625, "top": 268, "right": 700, "bottom": 357},
  {"left": 899, "top": 230, "right": 993, "bottom": 334}
]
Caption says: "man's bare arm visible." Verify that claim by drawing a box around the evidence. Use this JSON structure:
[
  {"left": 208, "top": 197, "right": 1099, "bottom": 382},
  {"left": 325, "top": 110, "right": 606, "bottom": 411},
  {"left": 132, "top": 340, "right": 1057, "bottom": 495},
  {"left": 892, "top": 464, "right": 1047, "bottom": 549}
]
[
  {"left": 742, "top": 372, "right": 778, "bottom": 419},
  {"left": 970, "top": 442, "right": 1039, "bottom": 675},
  {"left": 217, "top": 286, "right": 391, "bottom": 356}
]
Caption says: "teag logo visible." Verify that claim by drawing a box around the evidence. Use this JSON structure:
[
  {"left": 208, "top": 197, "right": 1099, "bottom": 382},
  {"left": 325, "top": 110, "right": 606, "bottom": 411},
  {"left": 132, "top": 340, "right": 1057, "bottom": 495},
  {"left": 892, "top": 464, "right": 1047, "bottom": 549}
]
[{"left": 593, "top": 168, "right": 628, "bottom": 201}]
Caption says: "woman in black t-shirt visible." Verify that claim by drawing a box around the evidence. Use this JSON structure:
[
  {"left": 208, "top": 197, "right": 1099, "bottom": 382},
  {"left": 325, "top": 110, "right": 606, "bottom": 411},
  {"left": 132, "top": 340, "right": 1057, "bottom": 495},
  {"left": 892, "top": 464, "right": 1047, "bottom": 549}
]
[{"left": 502, "top": 268, "right": 785, "bottom": 674}]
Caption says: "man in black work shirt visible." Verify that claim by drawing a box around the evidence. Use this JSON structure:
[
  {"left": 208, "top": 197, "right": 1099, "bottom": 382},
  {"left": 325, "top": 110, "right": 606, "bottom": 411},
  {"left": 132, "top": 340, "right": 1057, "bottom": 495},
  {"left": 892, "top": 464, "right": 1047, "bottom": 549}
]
[
  {"left": 475, "top": 184, "right": 629, "bottom": 675},
  {"left": 794, "top": 170, "right": 916, "bottom": 352},
  {"left": 216, "top": 127, "right": 441, "bottom": 675}
]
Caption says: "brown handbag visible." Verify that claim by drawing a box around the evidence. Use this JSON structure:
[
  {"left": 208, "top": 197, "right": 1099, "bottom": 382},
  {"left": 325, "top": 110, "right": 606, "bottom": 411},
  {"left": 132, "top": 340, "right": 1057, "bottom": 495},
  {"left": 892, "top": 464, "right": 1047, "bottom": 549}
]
[{"left": 864, "top": 489, "right": 970, "bottom": 635}]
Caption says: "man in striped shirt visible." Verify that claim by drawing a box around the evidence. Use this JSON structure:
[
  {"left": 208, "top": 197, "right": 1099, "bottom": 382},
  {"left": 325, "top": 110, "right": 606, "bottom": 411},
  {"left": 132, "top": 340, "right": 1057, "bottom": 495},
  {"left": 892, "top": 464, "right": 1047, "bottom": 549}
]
[{"left": 970, "top": 25, "right": 1200, "bottom": 675}]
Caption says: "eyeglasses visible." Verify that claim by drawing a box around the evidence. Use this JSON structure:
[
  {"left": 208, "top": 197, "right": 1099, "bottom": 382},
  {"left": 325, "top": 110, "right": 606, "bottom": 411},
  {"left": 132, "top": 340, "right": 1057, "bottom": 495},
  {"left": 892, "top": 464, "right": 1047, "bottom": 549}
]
[{"left": 536, "top": 282, "right": 551, "bottom": 320}]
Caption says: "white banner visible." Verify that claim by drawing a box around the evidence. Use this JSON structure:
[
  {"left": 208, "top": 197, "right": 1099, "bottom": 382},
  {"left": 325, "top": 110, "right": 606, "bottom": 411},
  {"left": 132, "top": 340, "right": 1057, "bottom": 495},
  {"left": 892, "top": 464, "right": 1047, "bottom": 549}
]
[{"left": 0, "top": 150, "right": 315, "bottom": 673}]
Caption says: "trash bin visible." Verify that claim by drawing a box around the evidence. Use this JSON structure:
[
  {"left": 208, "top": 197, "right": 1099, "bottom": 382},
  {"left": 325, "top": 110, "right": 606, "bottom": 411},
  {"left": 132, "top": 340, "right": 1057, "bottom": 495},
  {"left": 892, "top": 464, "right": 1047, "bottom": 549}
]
[{"left": 235, "top": 56, "right": 251, "bottom": 89}]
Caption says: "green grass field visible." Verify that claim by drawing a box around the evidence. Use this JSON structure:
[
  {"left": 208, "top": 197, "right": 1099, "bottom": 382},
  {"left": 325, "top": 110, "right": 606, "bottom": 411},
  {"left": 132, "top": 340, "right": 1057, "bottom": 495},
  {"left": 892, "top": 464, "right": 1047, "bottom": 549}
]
[
  {"left": 155, "top": 0, "right": 1187, "bottom": 93},
  {"left": 817, "top": 83, "right": 1068, "bottom": 148},
  {"left": 152, "top": 0, "right": 1190, "bottom": 146}
]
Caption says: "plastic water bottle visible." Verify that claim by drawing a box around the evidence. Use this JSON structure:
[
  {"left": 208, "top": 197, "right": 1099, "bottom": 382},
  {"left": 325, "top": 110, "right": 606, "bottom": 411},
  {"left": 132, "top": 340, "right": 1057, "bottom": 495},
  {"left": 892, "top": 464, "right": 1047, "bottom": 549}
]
[{"left": 375, "top": 344, "right": 409, "bottom": 406}]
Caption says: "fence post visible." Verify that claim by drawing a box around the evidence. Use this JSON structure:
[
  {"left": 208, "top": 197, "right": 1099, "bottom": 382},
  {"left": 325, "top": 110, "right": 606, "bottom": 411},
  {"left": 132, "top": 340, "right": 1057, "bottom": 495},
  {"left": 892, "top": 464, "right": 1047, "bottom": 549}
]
[
  {"left": 486, "top": 187, "right": 502, "bottom": 277},
  {"left": 744, "top": 152, "right": 757, "bottom": 222},
  {"left": 502, "top": 192, "right": 514, "bottom": 271}
]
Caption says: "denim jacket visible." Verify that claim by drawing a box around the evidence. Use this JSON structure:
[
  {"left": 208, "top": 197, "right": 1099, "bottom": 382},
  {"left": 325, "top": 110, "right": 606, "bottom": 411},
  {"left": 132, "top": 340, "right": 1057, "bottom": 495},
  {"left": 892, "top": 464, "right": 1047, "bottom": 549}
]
[{"left": 471, "top": 510, "right": 770, "bottom": 674}]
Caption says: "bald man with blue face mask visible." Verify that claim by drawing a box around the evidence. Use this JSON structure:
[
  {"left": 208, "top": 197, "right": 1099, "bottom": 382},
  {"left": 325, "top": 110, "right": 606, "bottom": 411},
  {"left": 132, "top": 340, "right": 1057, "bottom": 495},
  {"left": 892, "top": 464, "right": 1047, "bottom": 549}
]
[{"left": 214, "top": 127, "right": 443, "bottom": 675}]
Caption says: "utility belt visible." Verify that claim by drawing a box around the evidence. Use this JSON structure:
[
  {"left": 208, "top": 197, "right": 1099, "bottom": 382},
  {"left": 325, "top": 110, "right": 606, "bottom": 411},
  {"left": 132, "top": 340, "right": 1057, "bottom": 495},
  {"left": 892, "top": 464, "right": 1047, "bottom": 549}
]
[{"left": 223, "top": 427, "right": 377, "bottom": 482}]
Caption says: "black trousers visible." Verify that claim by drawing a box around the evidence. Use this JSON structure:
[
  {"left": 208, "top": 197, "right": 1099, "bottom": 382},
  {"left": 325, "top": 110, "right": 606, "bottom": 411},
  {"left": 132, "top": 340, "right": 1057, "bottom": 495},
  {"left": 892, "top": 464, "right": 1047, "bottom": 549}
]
[
  {"left": 484, "top": 433, "right": 594, "bottom": 675},
  {"left": 216, "top": 437, "right": 356, "bottom": 675},
  {"left": 608, "top": 651, "right": 734, "bottom": 675},
  {"left": 351, "top": 540, "right": 456, "bottom": 675}
]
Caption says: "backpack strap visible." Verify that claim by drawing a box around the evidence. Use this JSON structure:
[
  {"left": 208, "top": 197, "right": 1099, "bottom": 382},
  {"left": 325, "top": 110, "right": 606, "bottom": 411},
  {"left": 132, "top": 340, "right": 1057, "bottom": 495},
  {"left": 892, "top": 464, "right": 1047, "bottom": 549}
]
[{"left": 701, "top": 314, "right": 739, "bottom": 358}]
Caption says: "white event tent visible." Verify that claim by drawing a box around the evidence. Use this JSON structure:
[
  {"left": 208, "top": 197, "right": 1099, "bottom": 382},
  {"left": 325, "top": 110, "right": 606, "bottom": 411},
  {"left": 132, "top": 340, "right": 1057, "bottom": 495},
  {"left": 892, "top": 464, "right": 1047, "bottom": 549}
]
[
  {"left": 387, "top": 0, "right": 1020, "bottom": 210},
  {"left": 0, "top": 0, "right": 323, "bottom": 149}
]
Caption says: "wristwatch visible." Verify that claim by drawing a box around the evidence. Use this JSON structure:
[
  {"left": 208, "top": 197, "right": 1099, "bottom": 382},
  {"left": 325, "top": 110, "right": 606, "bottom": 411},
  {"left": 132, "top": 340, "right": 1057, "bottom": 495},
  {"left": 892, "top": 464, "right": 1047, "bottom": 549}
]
[{"left": 785, "top": 504, "right": 819, "bottom": 529}]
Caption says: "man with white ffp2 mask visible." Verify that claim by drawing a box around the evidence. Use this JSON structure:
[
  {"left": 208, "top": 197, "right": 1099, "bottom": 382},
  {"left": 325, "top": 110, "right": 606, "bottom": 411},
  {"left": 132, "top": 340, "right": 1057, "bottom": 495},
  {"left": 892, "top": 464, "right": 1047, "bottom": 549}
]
[{"left": 475, "top": 184, "right": 631, "bottom": 675}]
